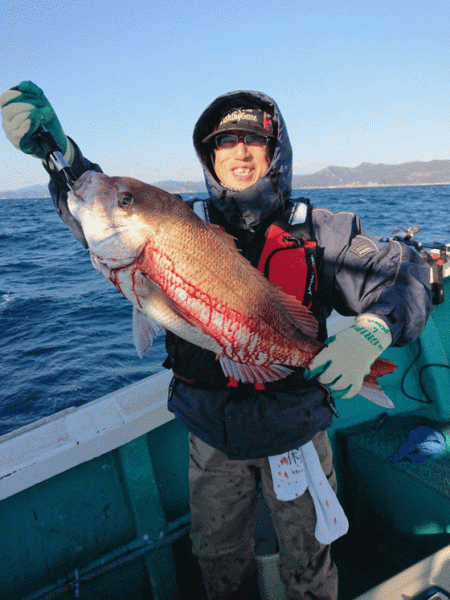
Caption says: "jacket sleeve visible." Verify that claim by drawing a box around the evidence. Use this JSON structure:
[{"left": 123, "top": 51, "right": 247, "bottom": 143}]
[
  {"left": 312, "top": 207, "right": 432, "bottom": 347},
  {"left": 43, "top": 137, "right": 102, "bottom": 248}
]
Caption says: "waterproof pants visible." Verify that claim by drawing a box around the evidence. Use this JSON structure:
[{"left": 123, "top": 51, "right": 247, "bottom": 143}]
[{"left": 189, "top": 430, "right": 338, "bottom": 600}]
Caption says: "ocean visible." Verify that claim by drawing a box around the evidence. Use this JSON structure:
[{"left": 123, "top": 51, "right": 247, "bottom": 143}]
[{"left": 1, "top": 185, "right": 449, "bottom": 436}]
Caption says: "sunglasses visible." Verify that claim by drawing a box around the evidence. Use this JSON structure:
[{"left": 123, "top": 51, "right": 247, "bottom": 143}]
[{"left": 214, "top": 133, "right": 271, "bottom": 150}]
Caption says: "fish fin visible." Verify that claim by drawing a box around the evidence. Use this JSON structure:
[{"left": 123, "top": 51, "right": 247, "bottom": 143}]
[
  {"left": 132, "top": 307, "right": 163, "bottom": 358},
  {"left": 358, "top": 357, "right": 397, "bottom": 407},
  {"left": 219, "top": 356, "right": 292, "bottom": 383},
  {"left": 270, "top": 292, "right": 321, "bottom": 341},
  {"left": 138, "top": 272, "right": 211, "bottom": 330},
  {"left": 135, "top": 272, "right": 222, "bottom": 354},
  {"left": 358, "top": 383, "right": 395, "bottom": 409},
  {"left": 205, "top": 223, "right": 320, "bottom": 341},
  {"left": 368, "top": 357, "right": 398, "bottom": 378}
]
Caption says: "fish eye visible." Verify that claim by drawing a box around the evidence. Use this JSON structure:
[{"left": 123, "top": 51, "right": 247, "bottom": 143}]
[{"left": 118, "top": 193, "right": 134, "bottom": 209}]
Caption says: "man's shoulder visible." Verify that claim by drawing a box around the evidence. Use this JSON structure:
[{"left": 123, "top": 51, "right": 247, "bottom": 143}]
[
  {"left": 310, "top": 206, "right": 364, "bottom": 247},
  {"left": 311, "top": 205, "right": 360, "bottom": 227}
]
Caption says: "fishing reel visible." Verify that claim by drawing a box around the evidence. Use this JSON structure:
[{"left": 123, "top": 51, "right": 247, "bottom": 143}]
[{"left": 381, "top": 225, "right": 449, "bottom": 305}]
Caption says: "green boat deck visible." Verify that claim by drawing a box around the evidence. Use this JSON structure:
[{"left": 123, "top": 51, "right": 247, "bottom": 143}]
[{"left": 1, "top": 276, "right": 449, "bottom": 600}]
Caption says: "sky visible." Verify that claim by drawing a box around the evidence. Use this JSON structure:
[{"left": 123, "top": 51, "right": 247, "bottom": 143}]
[{"left": 0, "top": 0, "right": 449, "bottom": 191}]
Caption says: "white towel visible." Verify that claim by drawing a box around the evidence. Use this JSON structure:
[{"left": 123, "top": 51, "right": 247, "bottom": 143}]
[{"left": 268, "top": 441, "right": 349, "bottom": 544}]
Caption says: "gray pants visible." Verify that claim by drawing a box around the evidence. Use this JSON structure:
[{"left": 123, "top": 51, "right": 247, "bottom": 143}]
[{"left": 189, "top": 430, "right": 338, "bottom": 600}]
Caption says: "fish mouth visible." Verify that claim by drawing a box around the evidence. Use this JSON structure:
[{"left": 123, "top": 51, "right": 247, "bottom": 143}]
[{"left": 71, "top": 170, "right": 103, "bottom": 196}]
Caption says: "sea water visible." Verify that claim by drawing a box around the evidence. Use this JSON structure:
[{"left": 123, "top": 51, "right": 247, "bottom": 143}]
[{"left": 0, "top": 185, "right": 449, "bottom": 435}]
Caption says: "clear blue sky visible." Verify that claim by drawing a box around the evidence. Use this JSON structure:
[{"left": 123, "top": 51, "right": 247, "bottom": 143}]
[{"left": 1, "top": 0, "right": 449, "bottom": 190}]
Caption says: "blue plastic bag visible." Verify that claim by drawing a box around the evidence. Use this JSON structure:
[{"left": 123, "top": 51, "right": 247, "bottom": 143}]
[{"left": 389, "top": 426, "right": 446, "bottom": 463}]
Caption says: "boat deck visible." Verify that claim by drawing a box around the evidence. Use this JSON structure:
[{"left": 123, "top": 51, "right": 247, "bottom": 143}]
[{"left": 1, "top": 269, "right": 449, "bottom": 599}]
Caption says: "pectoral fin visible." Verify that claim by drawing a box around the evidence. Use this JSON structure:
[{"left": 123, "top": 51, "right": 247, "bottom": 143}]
[
  {"left": 132, "top": 307, "right": 163, "bottom": 358},
  {"left": 132, "top": 270, "right": 222, "bottom": 355},
  {"left": 358, "top": 384, "right": 395, "bottom": 409}
]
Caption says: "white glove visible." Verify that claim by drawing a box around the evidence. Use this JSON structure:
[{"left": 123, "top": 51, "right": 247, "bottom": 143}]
[
  {"left": 0, "top": 81, "right": 74, "bottom": 164},
  {"left": 305, "top": 313, "right": 392, "bottom": 399}
]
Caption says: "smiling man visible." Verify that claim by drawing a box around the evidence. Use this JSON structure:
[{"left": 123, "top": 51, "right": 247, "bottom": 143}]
[
  {"left": 1, "top": 84, "right": 432, "bottom": 600},
  {"left": 166, "top": 91, "right": 430, "bottom": 600},
  {"left": 203, "top": 107, "right": 273, "bottom": 190}
]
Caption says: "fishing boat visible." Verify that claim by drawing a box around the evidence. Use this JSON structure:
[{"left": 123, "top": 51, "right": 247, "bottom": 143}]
[{"left": 1, "top": 235, "right": 450, "bottom": 600}]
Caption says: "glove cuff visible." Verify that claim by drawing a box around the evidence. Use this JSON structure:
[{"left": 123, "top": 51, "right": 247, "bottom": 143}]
[{"left": 352, "top": 313, "right": 392, "bottom": 354}]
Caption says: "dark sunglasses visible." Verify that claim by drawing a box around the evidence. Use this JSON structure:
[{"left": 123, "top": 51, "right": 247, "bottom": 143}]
[{"left": 214, "top": 133, "right": 271, "bottom": 150}]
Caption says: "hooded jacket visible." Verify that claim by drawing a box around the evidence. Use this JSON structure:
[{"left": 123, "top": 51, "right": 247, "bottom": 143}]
[
  {"left": 45, "top": 92, "right": 432, "bottom": 460},
  {"left": 193, "top": 90, "right": 293, "bottom": 230},
  {"left": 169, "top": 90, "right": 431, "bottom": 458},
  {"left": 165, "top": 91, "right": 339, "bottom": 458}
]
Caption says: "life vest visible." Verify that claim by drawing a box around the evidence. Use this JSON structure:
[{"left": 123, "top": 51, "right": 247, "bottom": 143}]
[
  {"left": 256, "top": 202, "right": 318, "bottom": 310},
  {"left": 166, "top": 199, "right": 335, "bottom": 459},
  {"left": 191, "top": 197, "right": 318, "bottom": 305},
  {"left": 163, "top": 198, "right": 325, "bottom": 388}
]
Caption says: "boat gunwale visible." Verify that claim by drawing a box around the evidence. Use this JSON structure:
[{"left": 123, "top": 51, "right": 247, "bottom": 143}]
[{"left": 0, "top": 369, "right": 174, "bottom": 500}]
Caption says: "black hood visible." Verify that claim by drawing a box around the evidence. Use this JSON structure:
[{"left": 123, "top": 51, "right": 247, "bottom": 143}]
[{"left": 193, "top": 91, "right": 293, "bottom": 230}]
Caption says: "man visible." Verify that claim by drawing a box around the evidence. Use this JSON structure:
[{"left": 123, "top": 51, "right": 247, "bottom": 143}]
[{"left": 1, "top": 82, "right": 432, "bottom": 600}]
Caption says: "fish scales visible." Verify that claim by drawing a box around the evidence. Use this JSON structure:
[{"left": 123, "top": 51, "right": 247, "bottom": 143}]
[
  {"left": 135, "top": 233, "right": 317, "bottom": 368},
  {"left": 135, "top": 215, "right": 317, "bottom": 338},
  {"left": 67, "top": 171, "right": 324, "bottom": 383}
]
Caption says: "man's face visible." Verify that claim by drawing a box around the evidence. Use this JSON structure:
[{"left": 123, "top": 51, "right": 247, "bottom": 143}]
[{"left": 212, "top": 131, "right": 271, "bottom": 190}]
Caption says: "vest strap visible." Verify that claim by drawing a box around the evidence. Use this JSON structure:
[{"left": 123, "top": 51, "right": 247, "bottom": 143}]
[
  {"left": 192, "top": 199, "right": 208, "bottom": 221},
  {"left": 289, "top": 201, "right": 308, "bottom": 225}
]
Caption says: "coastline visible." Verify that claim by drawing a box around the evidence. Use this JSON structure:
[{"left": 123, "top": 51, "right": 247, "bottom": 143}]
[
  {"left": 1, "top": 180, "right": 449, "bottom": 200},
  {"left": 293, "top": 181, "right": 450, "bottom": 190}
]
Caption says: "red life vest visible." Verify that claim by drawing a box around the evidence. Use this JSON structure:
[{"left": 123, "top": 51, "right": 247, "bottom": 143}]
[
  {"left": 234, "top": 203, "right": 320, "bottom": 390},
  {"left": 257, "top": 222, "right": 318, "bottom": 309}
]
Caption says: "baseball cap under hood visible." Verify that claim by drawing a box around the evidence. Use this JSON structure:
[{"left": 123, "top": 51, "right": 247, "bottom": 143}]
[{"left": 193, "top": 91, "right": 293, "bottom": 230}]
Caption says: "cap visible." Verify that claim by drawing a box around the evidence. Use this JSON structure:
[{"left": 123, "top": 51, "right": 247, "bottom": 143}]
[{"left": 202, "top": 107, "right": 274, "bottom": 143}]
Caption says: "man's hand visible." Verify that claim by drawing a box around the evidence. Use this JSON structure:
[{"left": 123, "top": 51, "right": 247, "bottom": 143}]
[
  {"left": 304, "top": 314, "right": 392, "bottom": 399},
  {"left": 0, "top": 81, "right": 74, "bottom": 164}
]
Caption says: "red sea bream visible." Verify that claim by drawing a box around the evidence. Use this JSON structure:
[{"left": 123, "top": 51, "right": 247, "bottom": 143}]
[
  {"left": 67, "top": 171, "right": 324, "bottom": 384},
  {"left": 67, "top": 170, "right": 396, "bottom": 404}
]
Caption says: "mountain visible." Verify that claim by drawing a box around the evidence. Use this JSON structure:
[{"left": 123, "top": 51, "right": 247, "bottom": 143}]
[
  {"left": 2, "top": 160, "right": 450, "bottom": 199},
  {"left": 0, "top": 184, "right": 52, "bottom": 199},
  {"left": 152, "top": 180, "right": 207, "bottom": 193},
  {"left": 292, "top": 160, "right": 450, "bottom": 188},
  {"left": 0, "top": 180, "right": 207, "bottom": 199}
]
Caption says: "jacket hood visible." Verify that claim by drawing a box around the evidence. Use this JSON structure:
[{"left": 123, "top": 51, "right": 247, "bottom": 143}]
[{"left": 193, "top": 91, "right": 293, "bottom": 230}]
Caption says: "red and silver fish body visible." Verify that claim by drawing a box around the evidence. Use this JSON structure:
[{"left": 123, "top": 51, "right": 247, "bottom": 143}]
[{"left": 68, "top": 171, "right": 323, "bottom": 383}]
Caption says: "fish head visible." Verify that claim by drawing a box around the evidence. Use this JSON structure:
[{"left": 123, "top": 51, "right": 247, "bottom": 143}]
[{"left": 67, "top": 171, "right": 184, "bottom": 266}]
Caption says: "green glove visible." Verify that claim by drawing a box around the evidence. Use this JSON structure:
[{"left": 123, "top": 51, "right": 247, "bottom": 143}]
[
  {"left": 0, "top": 80, "right": 74, "bottom": 163},
  {"left": 304, "top": 313, "right": 392, "bottom": 399}
]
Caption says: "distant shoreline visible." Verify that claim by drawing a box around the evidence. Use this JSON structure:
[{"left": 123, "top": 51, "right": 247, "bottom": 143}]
[
  {"left": 294, "top": 181, "right": 450, "bottom": 190},
  {"left": 2, "top": 180, "right": 450, "bottom": 199},
  {"left": 2, "top": 177, "right": 450, "bottom": 200},
  {"left": 152, "top": 181, "right": 450, "bottom": 194}
]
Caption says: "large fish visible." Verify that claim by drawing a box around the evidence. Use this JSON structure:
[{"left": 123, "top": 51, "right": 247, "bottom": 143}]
[{"left": 67, "top": 171, "right": 396, "bottom": 405}]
